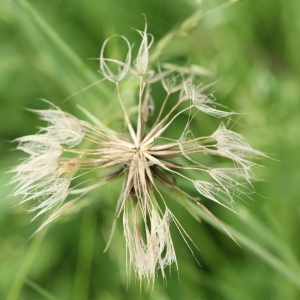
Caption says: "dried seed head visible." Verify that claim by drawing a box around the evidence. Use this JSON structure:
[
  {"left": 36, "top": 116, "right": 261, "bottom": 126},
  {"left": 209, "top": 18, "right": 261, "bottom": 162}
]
[{"left": 10, "top": 23, "right": 266, "bottom": 287}]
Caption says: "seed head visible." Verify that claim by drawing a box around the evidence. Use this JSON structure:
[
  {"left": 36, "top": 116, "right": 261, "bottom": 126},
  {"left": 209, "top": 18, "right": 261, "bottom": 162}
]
[{"left": 10, "top": 24, "right": 265, "bottom": 286}]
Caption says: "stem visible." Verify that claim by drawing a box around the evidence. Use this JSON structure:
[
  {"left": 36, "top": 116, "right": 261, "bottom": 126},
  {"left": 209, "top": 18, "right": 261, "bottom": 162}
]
[
  {"left": 142, "top": 105, "right": 193, "bottom": 148},
  {"left": 136, "top": 76, "right": 146, "bottom": 146},
  {"left": 115, "top": 83, "right": 137, "bottom": 146},
  {"left": 141, "top": 99, "right": 185, "bottom": 146},
  {"left": 154, "top": 93, "right": 171, "bottom": 126}
]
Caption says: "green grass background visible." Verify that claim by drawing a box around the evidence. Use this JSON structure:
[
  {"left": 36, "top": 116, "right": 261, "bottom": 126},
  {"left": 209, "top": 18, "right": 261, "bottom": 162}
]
[{"left": 1, "top": 0, "right": 300, "bottom": 299}]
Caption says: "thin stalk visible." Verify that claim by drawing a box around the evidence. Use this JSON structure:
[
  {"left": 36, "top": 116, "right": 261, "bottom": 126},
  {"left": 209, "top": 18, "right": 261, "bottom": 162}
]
[
  {"left": 116, "top": 83, "right": 137, "bottom": 147},
  {"left": 154, "top": 93, "right": 171, "bottom": 126},
  {"left": 142, "top": 105, "right": 193, "bottom": 148},
  {"left": 136, "top": 76, "right": 146, "bottom": 146}
]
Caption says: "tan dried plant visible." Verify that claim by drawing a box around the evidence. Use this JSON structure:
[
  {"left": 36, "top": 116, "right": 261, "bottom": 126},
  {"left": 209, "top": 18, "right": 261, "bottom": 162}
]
[{"left": 10, "top": 24, "right": 265, "bottom": 285}]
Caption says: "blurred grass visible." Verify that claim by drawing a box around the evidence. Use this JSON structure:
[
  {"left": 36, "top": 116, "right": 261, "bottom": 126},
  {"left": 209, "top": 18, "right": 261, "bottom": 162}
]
[{"left": 1, "top": 0, "right": 300, "bottom": 299}]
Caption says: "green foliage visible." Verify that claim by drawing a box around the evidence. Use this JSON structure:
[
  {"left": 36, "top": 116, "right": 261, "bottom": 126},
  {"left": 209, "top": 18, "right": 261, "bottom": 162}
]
[{"left": 1, "top": 0, "right": 300, "bottom": 299}]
